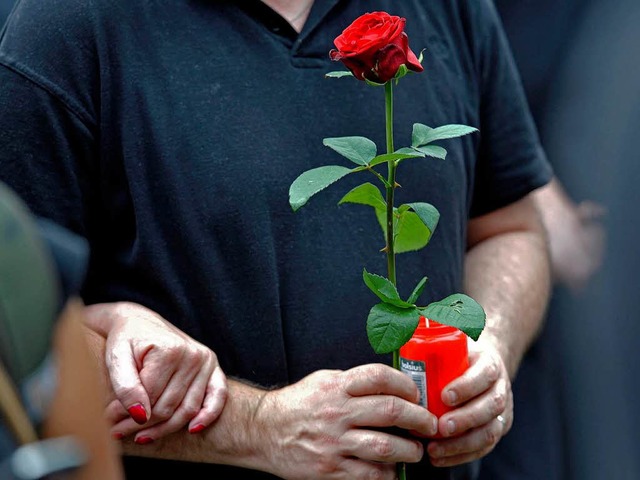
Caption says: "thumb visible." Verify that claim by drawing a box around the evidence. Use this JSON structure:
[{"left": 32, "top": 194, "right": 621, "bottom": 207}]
[{"left": 106, "top": 338, "right": 152, "bottom": 425}]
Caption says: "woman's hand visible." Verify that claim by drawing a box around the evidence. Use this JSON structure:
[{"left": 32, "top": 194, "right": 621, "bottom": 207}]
[{"left": 84, "top": 301, "right": 227, "bottom": 444}]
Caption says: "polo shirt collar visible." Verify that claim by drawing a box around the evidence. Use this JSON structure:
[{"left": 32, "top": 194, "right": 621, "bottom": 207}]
[{"left": 238, "top": 0, "right": 342, "bottom": 47}]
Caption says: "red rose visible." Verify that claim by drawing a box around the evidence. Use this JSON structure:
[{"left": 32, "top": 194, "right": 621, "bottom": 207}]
[{"left": 329, "top": 11, "right": 423, "bottom": 84}]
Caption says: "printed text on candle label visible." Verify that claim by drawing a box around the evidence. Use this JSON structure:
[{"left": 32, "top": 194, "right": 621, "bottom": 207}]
[{"left": 400, "top": 357, "right": 427, "bottom": 408}]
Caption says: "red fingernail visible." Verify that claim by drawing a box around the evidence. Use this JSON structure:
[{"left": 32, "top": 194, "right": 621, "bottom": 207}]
[
  {"left": 189, "top": 424, "right": 206, "bottom": 434},
  {"left": 134, "top": 436, "right": 154, "bottom": 445},
  {"left": 112, "top": 432, "right": 124, "bottom": 440},
  {"left": 128, "top": 404, "right": 148, "bottom": 424}
]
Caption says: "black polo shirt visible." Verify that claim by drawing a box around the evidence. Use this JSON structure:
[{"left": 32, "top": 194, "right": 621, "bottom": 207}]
[{"left": 0, "top": 0, "right": 551, "bottom": 478}]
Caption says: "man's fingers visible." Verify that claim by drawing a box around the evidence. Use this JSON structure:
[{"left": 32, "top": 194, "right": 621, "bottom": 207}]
[
  {"left": 348, "top": 396, "right": 437, "bottom": 437},
  {"left": 339, "top": 458, "right": 397, "bottom": 480},
  {"left": 427, "top": 419, "right": 504, "bottom": 467},
  {"left": 341, "top": 429, "right": 424, "bottom": 464},
  {"left": 442, "top": 350, "right": 501, "bottom": 407},
  {"left": 577, "top": 200, "right": 607, "bottom": 221},
  {"left": 343, "top": 364, "right": 419, "bottom": 402},
  {"left": 438, "top": 377, "right": 509, "bottom": 437}
]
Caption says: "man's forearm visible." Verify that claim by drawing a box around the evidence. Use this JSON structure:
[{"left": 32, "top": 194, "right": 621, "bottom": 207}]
[{"left": 464, "top": 199, "right": 552, "bottom": 379}]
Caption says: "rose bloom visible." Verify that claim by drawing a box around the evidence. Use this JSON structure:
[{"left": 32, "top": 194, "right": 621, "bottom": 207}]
[{"left": 330, "top": 11, "right": 423, "bottom": 83}]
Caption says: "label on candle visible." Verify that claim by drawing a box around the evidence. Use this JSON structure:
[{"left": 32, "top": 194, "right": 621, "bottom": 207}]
[{"left": 400, "top": 357, "right": 427, "bottom": 408}]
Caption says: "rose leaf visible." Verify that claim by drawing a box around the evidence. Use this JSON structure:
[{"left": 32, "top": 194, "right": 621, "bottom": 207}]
[
  {"left": 323, "top": 136, "right": 377, "bottom": 166},
  {"left": 412, "top": 124, "right": 478, "bottom": 147},
  {"left": 405, "top": 202, "right": 440, "bottom": 237},
  {"left": 375, "top": 209, "right": 431, "bottom": 253},
  {"left": 325, "top": 71, "right": 354, "bottom": 78},
  {"left": 362, "top": 269, "right": 413, "bottom": 308},
  {"left": 289, "top": 165, "right": 354, "bottom": 211},
  {"left": 420, "top": 294, "right": 486, "bottom": 341},
  {"left": 368, "top": 149, "right": 425, "bottom": 168},
  {"left": 339, "top": 183, "right": 387, "bottom": 210},
  {"left": 367, "top": 303, "right": 421, "bottom": 354}
]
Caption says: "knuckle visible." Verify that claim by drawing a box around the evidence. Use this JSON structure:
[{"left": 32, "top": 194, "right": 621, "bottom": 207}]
[
  {"left": 365, "top": 466, "right": 387, "bottom": 480},
  {"left": 366, "top": 364, "right": 393, "bottom": 387},
  {"left": 318, "top": 405, "right": 345, "bottom": 423},
  {"left": 491, "top": 388, "right": 507, "bottom": 414},
  {"left": 370, "top": 436, "right": 395, "bottom": 460},
  {"left": 315, "top": 454, "right": 340, "bottom": 476},
  {"left": 485, "top": 358, "right": 500, "bottom": 382},
  {"left": 117, "top": 385, "right": 139, "bottom": 400},
  {"left": 164, "top": 344, "right": 184, "bottom": 362},
  {"left": 213, "top": 382, "right": 228, "bottom": 399},
  {"left": 484, "top": 425, "right": 499, "bottom": 446},
  {"left": 204, "top": 350, "right": 217, "bottom": 368},
  {"left": 320, "top": 373, "right": 342, "bottom": 393},
  {"left": 382, "top": 397, "right": 404, "bottom": 422},
  {"left": 152, "top": 404, "right": 175, "bottom": 420},
  {"left": 181, "top": 402, "right": 201, "bottom": 419},
  {"left": 461, "top": 410, "right": 482, "bottom": 430},
  {"left": 186, "top": 349, "right": 207, "bottom": 371},
  {"left": 190, "top": 347, "right": 206, "bottom": 364}
]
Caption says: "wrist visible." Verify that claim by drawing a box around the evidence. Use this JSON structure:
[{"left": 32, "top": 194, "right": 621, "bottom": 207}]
[
  {"left": 241, "top": 385, "right": 288, "bottom": 476},
  {"left": 82, "top": 301, "right": 129, "bottom": 337},
  {"left": 473, "top": 326, "right": 518, "bottom": 378},
  {"left": 209, "top": 380, "right": 281, "bottom": 473}
]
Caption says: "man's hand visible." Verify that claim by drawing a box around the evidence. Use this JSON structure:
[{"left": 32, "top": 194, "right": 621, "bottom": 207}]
[
  {"left": 253, "top": 364, "right": 438, "bottom": 479},
  {"left": 533, "top": 177, "right": 606, "bottom": 294},
  {"left": 426, "top": 337, "right": 512, "bottom": 467},
  {"left": 84, "top": 302, "right": 227, "bottom": 443},
  {"left": 448, "top": 191, "right": 552, "bottom": 468}
]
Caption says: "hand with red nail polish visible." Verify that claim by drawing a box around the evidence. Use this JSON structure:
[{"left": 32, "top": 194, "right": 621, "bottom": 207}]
[
  {"left": 84, "top": 301, "right": 228, "bottom": 441},
  {"left": 127, "top": 403, "right": 148, "bottom": 425}
]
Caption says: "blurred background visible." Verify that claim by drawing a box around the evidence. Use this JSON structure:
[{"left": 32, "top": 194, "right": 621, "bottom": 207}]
[
  {"left": 483, "top": 1, "right": 640, "bottom": 480},
  {"left": 1, "top": 1, "right": 638, "bottom": 479},
  {"left": 0, "top": 1, "right": 11, "bottom": 27}
]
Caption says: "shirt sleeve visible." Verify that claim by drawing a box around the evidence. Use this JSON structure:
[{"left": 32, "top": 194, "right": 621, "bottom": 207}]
[
  {"left": 0, "top": 0, "right": 100, "bottom": 236},
  {"left": 469, "top": 0, "right": 553, "bottom": 218},
  {"left": 0, "top": 63, "right": 97, "bottom": 238}
]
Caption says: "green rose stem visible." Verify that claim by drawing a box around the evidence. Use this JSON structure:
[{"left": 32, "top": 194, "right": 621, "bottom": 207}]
[
  {"left": 383, "top": 81, "right": 399, "bottom": 368},
  {"left": 383, "top": 80, "right": 408, "bottom": 480}
]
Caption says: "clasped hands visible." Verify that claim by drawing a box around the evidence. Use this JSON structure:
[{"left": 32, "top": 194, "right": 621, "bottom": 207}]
[
  {"left": 86, "top": 302, "right": 511, "bottom": 477},
  {"left": 84, "top": 301, "right": 228, "bottom": 444}
]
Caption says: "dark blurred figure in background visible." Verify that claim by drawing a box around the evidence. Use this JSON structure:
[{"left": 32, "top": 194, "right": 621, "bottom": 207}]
[
  {"left": 2, "top": 3, "right": 123, "bottom": 478},
  {"left": 0, "top": 0, "right": 13, "bottom": 26},
  {"left": 0, "top": 181, "right": 124, "bottom": 479},
  {"left": 480, "top": 1, "right": 640, "bottom": 480}
]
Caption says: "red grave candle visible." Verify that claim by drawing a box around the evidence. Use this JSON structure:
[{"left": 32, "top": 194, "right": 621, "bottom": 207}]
[{"left": 399, "top": 316, "right": 469, "bottom": 438}]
